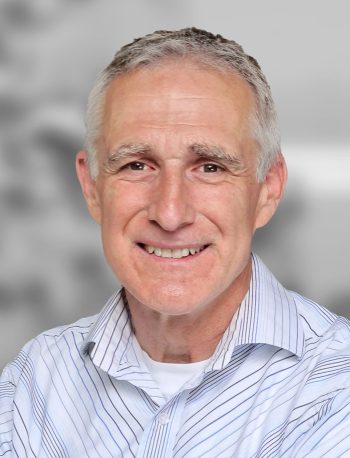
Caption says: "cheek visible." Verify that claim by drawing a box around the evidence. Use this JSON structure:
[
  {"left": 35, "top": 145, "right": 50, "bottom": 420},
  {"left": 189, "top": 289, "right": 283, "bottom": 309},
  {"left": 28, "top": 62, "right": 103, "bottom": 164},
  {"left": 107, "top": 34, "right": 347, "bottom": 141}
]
[
  {"left": 209, "top": 189, "right": 259, "bottom": 237},
  {"left": 99, "top": 182, "right": 149, "bottom": 246},
  {"left": 100, "top": 182, "right": 142, "bottom": 220},
  {"left": 99, "top": 188, "right": 128, "bottom": 245}
]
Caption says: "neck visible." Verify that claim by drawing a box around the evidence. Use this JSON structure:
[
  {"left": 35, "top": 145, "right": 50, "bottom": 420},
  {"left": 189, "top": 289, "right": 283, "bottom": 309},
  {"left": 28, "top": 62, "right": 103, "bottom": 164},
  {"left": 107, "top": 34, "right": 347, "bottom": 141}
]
[{"left": 126, "top": 260, "right": 252, "bottom": 363}]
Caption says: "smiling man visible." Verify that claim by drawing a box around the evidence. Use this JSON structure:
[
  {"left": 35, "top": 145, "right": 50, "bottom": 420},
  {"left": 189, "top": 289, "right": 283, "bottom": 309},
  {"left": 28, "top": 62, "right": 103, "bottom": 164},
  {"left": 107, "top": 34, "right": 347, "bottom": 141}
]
[{"left": 1, "top": 28, "right": 350, "bottom": 457}]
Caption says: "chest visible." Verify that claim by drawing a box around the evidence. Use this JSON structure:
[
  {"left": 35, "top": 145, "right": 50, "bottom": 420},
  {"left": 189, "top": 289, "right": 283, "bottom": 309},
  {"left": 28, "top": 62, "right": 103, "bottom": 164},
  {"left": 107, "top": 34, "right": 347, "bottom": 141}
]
[{"left": 12, "top": 346, "right": 329, "bottom": 457}]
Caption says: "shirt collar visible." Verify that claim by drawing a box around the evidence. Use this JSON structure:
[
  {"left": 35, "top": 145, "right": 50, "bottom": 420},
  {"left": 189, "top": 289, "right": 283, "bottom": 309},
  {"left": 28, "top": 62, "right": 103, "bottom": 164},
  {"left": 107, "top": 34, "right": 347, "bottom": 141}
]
[
  {"left": 208, "top": 253, "right": 304, "bottom": 371},
  {"left": 82, "top": 253, "right": 304, "bottom": 377},
  {"left": 82, "top": 289, "right": 139, "bottom": 377}
]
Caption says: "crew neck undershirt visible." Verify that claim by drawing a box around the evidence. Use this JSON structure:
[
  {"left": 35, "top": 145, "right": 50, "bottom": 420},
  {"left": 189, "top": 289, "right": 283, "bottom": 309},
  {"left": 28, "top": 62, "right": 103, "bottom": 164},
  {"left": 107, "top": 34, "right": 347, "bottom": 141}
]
[{"left": 133, "top": 337, "right": 209, "bottom": 400}]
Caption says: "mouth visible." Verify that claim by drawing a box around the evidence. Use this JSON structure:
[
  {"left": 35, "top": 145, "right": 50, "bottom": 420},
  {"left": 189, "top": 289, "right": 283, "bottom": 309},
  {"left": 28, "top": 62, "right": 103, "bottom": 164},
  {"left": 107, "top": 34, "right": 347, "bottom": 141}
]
[{"left": 138, "top": 243, "right": 209, "bottom": 259}]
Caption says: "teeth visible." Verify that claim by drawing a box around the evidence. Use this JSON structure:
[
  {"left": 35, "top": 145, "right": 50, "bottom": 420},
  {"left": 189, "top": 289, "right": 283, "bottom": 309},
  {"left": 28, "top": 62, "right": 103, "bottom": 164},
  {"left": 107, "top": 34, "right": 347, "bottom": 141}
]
[
  {"left": 143, "top": 245, "right": 204, "bottom": 259},
  {"left": 172, "top": 249, "right": 183, "bottom": 259}
]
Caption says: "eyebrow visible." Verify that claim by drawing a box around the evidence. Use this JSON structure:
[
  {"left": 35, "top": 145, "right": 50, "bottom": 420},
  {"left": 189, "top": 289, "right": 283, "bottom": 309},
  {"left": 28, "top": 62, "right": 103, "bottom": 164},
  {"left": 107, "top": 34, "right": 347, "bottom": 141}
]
[
  {"left": 106, "top": 143, "right": 151, "bottom": 162},
  {"left": 103, "top": 143, "right": 151, "bottom": 172},
  {"left": 190, "top": 143, "right": 244, "bottom": 170}
]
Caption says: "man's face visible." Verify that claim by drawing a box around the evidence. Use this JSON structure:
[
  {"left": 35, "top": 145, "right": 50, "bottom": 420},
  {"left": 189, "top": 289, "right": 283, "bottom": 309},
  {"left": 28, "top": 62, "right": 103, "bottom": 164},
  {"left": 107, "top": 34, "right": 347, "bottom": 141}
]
[{"left": 78, "top": 61, "right": 284, "bottom": 316}]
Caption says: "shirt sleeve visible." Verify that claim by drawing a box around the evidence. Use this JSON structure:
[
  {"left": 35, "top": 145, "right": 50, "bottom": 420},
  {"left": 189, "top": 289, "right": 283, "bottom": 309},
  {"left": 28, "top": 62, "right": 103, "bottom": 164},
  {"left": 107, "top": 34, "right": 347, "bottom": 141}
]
[
  {"left": 0, "top": 365, "right": 15, "bottom": 455},
  {"left": 292, "top": 387, "right": 350, "bottom": 457}
]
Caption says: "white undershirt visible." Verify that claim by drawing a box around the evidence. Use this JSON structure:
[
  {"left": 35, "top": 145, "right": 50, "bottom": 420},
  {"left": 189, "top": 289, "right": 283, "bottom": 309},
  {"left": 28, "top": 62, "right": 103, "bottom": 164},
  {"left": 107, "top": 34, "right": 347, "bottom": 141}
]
[{"left": 133, "top": 337, "right": 209, "bottom": 400}]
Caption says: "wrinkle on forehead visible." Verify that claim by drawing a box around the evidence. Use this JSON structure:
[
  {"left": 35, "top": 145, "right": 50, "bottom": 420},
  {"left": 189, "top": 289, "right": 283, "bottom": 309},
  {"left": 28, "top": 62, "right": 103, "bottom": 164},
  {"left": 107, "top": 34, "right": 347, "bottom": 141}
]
[
  {"left": 131, "top": 123, "right": 211, "bottom": 129},
  {"left": 119, "top": 94, "right": 227, "bottom": 101}
]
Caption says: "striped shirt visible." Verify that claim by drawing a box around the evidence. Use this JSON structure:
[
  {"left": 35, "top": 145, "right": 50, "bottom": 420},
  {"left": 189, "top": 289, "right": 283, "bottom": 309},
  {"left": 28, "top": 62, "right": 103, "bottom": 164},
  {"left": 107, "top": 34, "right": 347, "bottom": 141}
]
[{"left": 1, "top": 253, "right": 350, "bottom": 457}]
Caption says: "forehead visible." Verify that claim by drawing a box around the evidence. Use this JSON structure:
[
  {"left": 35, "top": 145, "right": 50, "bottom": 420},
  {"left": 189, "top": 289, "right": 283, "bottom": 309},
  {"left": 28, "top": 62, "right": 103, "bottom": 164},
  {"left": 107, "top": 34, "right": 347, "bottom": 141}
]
[{"left": 101, "top": 60, "right": 256, "bottom": 153}]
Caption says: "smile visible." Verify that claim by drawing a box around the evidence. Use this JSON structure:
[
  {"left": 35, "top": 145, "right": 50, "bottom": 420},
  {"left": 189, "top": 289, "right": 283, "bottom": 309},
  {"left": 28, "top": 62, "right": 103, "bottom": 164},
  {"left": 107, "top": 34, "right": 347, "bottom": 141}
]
[{"left": 139, "top": 244, "right": 207, "bottom": 259}]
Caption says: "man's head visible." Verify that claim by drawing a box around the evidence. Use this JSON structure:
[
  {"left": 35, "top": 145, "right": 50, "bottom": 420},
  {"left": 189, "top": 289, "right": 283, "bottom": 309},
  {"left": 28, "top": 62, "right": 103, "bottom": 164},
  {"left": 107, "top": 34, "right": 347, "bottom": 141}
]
[
  {"left": 85, "top": 28, "right": 280, "bottom": 183},
  {"left": 76, "top": 28, "right": 287, "bottom": 317}
]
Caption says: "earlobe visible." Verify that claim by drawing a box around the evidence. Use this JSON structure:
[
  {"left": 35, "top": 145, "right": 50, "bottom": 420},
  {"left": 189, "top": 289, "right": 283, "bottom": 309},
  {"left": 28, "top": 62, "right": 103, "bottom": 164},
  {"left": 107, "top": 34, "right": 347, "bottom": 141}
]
[
  {"left": 254, "top": 153, "right": 288, "bottom": 230},
  {"left": 76, "top": 150, "right": 102, "bottom": 224}
]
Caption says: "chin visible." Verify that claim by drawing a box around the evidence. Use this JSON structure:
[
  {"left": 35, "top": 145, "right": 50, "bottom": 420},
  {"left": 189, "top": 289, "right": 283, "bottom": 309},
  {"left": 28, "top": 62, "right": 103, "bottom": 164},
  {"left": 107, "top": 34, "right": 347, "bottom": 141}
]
[{"left": 129, "top": 283, "right": 210, "bottom": 317}]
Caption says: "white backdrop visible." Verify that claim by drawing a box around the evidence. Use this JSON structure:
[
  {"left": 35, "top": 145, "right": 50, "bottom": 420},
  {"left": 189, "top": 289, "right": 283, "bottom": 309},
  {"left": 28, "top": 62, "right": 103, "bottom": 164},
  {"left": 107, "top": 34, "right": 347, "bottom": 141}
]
[{"left": 1, "top": 0, "right": 349, "bottom": 369}]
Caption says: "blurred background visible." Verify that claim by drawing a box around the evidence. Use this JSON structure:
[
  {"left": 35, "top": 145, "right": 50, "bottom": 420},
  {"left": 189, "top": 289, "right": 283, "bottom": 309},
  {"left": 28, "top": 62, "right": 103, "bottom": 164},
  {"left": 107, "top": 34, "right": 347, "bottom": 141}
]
[{"left": 1, "top": 0, "right": 349, "bottom": 370}]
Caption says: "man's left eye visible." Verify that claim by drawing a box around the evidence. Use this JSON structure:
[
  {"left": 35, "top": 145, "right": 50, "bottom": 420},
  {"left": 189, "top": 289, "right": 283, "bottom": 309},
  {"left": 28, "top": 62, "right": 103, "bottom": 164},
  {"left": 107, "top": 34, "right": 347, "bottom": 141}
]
[
  {"left": 202, "top": 163, "right": 222, "bottom": 173},
  {"left": 126, "top": 161, "right": 146, "bottom": 170}
]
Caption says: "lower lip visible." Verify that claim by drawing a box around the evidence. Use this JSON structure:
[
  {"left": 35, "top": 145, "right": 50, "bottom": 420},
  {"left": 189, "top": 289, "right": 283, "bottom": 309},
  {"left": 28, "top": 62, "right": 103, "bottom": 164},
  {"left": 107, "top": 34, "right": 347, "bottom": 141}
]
[{"left": 136, "top": 244, "right": 209, "bottom": 263}]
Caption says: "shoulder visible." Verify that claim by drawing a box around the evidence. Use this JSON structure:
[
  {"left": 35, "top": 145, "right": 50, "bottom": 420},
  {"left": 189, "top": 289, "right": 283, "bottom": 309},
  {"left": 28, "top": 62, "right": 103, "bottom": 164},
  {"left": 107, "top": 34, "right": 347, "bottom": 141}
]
[
  {"left": 0, "top": 314, "right": 98, "bottom": 453},
  {"left": 290, "top": 291, "right": 350, "bottom": 389},
  {"left": 1, "top": 313, "right": 98, "bottom": 387},
  {"left": 291, "top": 290, "right": 350, "bottom": 342}
]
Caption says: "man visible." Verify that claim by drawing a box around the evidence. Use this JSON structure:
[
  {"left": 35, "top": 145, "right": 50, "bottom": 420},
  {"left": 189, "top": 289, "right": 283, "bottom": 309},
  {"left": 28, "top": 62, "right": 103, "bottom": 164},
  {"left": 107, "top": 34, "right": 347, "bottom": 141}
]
[{"left": 1, "top": 28, "right": 350, "bottom": 457}]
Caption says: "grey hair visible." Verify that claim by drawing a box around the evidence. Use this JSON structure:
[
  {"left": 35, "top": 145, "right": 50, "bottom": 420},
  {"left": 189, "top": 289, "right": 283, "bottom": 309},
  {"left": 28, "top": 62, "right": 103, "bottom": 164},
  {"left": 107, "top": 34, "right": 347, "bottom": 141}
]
[{"left": 85, "top": 27, "right": 280, "bottom": 182}]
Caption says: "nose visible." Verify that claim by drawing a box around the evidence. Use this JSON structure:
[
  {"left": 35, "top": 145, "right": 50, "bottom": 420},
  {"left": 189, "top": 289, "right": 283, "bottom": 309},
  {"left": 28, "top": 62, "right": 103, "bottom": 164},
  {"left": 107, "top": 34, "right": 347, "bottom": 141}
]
[{"left": 147, "top": 168, "right": 196, "bottom": 231}]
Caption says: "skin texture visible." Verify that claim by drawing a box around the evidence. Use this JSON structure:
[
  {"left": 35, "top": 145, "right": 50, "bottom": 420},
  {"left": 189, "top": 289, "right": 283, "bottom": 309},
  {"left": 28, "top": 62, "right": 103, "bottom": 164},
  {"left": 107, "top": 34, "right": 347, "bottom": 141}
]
[{"left": 76, "top": 60, "right": 287, "bottom": 362}]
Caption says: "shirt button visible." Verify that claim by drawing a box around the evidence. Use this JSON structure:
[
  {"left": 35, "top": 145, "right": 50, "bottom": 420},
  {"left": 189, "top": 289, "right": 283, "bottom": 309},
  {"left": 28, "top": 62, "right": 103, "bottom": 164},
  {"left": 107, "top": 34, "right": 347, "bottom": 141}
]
[{"left": 158, "top": 412, "right": 170, "bottom": 425}]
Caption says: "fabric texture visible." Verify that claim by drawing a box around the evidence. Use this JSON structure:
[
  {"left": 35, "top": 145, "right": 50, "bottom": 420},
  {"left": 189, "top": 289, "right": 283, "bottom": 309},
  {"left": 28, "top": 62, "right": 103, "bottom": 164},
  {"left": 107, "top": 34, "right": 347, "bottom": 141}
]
[{"left": 1, "top": 253, "right": 350, "bottom": 457}]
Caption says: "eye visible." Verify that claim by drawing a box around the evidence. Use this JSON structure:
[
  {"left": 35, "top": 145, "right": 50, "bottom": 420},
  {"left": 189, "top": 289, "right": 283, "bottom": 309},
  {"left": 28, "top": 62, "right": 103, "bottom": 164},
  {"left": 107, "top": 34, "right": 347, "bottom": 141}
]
[
  {"left": 125, "top": 161, "right": 147, "bottom": 171},
  {"left": 201, "top": 163, "right": 224, "bottom": 173}
]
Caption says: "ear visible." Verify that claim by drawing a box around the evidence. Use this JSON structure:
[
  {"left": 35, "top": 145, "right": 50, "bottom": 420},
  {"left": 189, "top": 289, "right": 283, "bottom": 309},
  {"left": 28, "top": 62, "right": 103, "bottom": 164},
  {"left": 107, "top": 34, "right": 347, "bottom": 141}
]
[
  {"left": 254, "top": 153, "right": 288, "bottom": 230},
  {"left": 76, "top": 150, "right": 102, "bottom": 224}
]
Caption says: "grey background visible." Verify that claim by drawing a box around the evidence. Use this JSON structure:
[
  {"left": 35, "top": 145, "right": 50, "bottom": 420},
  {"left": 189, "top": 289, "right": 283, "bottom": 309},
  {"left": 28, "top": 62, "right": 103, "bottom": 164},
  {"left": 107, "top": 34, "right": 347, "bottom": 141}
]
[{"left": 1, "top": 0, "right": 349, "bottom": 370}]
